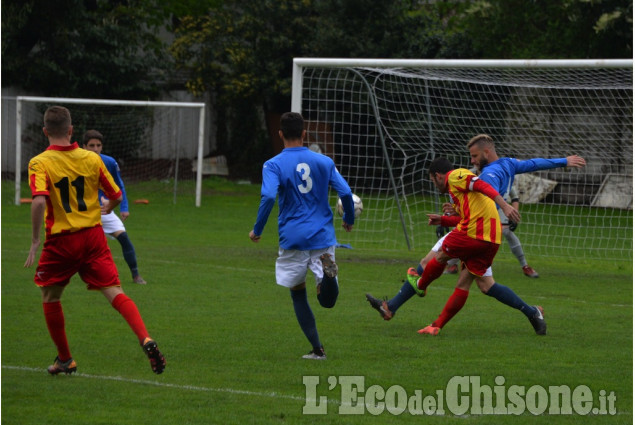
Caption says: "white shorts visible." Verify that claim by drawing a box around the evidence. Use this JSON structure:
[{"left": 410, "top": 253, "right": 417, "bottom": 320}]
[
  {"left": 101, "top": 211, "right": 125, "bottom": 235},
  {"left": 432, "top": 233, "right": 493, "bottom": 277},
  {"left": 275, "top": 246, "right": 336, "bottom": 288}
]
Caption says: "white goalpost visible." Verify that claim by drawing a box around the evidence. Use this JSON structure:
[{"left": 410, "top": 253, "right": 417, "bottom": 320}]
[
  {"left": 291, "top": 58, "right": 633, "bottom": 262},
  {"left": 9, "top": 96, "right": 206, "bottom": 206}
]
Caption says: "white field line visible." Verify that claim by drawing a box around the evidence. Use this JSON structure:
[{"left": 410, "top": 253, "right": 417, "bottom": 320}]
[
  {"left": 3, "top": 365, "right": 630, "bottom": 417},
  {"left": 1, "top": 364, "right": 328, "bottom": 404}
]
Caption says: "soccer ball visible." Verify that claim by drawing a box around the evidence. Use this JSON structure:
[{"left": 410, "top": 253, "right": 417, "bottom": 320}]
[{"left": 336, "top": 194, "right": 363, "bottom": 218}]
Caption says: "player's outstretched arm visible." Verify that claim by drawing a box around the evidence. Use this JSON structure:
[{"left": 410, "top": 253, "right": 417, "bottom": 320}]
[{"left": 566, "top": 155, "right": 586, "bottom": 168}]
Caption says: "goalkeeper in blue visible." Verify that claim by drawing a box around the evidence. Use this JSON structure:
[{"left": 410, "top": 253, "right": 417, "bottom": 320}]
[
  {"left": 249, "top": 112, "right": 355, "bottom": 360},
  {"left": 83, "top": 130, "right": 147, "bottom": 285}
]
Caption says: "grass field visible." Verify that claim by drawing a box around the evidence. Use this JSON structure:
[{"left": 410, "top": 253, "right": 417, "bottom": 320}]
[{"left": 1, "top": 178, "right": 632, "bottom": 424}]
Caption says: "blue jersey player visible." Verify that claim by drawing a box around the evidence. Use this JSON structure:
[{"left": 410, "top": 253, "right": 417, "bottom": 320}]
[
  {"left": 249, "top": 112, "right": 355, "bottom": 360},
  {"left": 83, "top": 130, "right": 147, "bottom": 285},
  {"left": 367, "top": 134, "right": 585, "bottom": 336}
]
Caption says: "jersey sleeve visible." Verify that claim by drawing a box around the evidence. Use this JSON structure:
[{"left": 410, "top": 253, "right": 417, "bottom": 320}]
[
  {"left": 27, "top": 158, "right": 50, "bottom": 197},
  {"left": 468, "top": 175, "right": 500, "bottom": 200},
  {"left": 440, "top": 214, "right": 461, "bottom": 227},
  {"left": 102, "top": 157, "right": 129, "bottom": 212},
  {"left": 513, "top": 157, "right": 568, "bottom": 174},
  {"left": 330, "top": 165, "right": 354, "bottom": 225},
  {"left": 98, "top": 161, "right": 122, "bottom": 200},
  {"left": 252, "top": 161, "right": 278, "bottom": 236}
]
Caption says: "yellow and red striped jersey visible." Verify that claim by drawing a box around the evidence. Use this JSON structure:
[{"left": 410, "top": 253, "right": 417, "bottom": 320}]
[
  {"left": 28, "top": 143, "right": 121, "bottom": 237},
  {"left": 445, "top": 168, "right": 502, "bottom": 244}
]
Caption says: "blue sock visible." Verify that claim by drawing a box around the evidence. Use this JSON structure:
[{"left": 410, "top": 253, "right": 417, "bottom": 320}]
[
  {"left": 387, "top": 281, "right": 416, "bottom": 313},
  {"left": 116, "top": 232, "right": 139, "bottom": 277},
  {"left": 416, "top": 264, "right": 424, "bottom": 275},
  {"left": 317, "top": 276, "right": 339, "bottom": 308},
  {"left": 486, "top": 283, "right": 537, "bottom": 319},
  {"left": 290, "top": 288, "right": 321, "bottom": 350}
]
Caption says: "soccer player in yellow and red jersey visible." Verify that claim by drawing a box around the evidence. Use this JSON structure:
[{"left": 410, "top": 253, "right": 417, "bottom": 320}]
[
  {"left": 415, "top": 158, "right": 514, "bottom": 288},
  {"left": 24, "top": 106, "right": 166, "bottom": 375},
  {"left": 416, "top": 157, "right": 546, "bottom": 334}
]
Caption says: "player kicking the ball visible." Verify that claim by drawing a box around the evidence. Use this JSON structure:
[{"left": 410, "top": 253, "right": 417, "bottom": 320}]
[
  {"left": 367, "top": 135, "right": 585, "bottom": 335},
  {"left": 249, "top": 112, "right": 355, "bottom": 360},
  {"left": 367, "top": 157, "right": 547, "bottom": 335}
]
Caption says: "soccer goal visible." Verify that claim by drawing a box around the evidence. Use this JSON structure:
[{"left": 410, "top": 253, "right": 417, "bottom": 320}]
[
  {"left": 292, "top": 58, "right": 633, "bottom": 262},
  {"left": 7, "top": 96, "right": 206, "bottom": 206}
]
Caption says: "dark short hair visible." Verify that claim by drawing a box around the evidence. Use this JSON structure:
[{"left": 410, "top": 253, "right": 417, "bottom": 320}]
[
  {"left": 82, "top": 129, "right": 104, "bottom": 145},
  {"left": 428, "top": 157, "right": 454, "bottom": 175},
  {"left": 280, "top": 112, "right": 304, "bottom": 140},
  {"left": 44, "top": 106, "right": 72, "bottom": 138}
]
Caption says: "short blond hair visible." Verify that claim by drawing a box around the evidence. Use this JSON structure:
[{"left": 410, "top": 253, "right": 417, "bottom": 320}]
[{"left": 467, "top": 134, "right": 494, "bottom": 149}]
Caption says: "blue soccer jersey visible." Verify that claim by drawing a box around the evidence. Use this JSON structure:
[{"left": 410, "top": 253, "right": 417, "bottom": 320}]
[
  {"left": 99, "top": 154, "right": 129, "bottom": 213},
  {"left": 479, "top": 157, "right": 568, "bottom": 198},
  {"left": 253, "top": 146, "right": 353, "bottom": 250}
]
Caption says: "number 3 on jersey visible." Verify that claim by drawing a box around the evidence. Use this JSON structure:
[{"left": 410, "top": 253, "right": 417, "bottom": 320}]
[{"left": 296, "top": 163, "right": 313, "bottom": 193}]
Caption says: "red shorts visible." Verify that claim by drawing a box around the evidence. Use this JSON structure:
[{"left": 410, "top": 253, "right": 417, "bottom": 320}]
[
  {"left": 35, "top": 226, "right": 120, "bottom": 290},
  {"left": 441, "top": 230, "right": 499, "bottom": 277}
]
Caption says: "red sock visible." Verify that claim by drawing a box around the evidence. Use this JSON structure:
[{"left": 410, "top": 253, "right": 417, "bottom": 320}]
[
  {"left": 417, "top": 257, "right": 446, "bottom": 290},
  {"left": 111, "top": 294, "right": 149, "bottom": 344},
  {"left": 43, "top": 301, "right": 72, "bottom": 361},
  {"left": 432, "top": 288, "right": 469, "bottom": 328}
]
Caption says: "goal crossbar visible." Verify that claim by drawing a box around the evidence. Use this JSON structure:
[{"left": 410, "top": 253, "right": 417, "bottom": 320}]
[
  {"left": 292, "top": 59, "right": 633, "bottom": 112},
  {"left": 14, "top": 96, "right": 206, "bottom": 206}
]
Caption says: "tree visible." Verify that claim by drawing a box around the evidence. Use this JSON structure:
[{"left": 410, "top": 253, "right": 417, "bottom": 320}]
[
  {"left": 458, "top": 0, "right": 632, "bottom": 59},
  {"left": 2, "top": 0, "right": 172, "bottom": 99},
  {"left": 169, "top": 0, "right": 468, "bottom": 178},
  {"left": 170, "top": 0, "right": 323, "bottom": 179}
]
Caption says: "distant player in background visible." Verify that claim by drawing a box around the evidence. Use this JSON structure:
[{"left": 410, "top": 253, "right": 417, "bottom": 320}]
[
  {"left": 82, "top": 130, "right": 147, "bottom": 285},
  {"left": 24, "top": 106, "right": 165, "bottom": 375},
  {"left": 249, "top": 112, "right": 355, "bottom": 360}
]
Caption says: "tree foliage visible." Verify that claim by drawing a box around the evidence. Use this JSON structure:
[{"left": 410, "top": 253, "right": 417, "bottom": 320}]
[
  {"left": 167, "top": 0, "right": 631, "bottom": 178},
  {"left": 2, "top": 0, "right": 172, "bottom": 99},
  {"left": 168, "top": 0, "right": 474, "bottom": 177},
  {"left": 459, "top": 0, "right": 632, "bottom": 58},
  {"left": 3, "top": 0, "right": 631, "bottom": 178}
]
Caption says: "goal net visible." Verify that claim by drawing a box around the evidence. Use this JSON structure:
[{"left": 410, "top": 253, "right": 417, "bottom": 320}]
[
  {"left": 292, "top": 59, "right": 633, "bottom": 262},
  {"left": 5, "top": 96, "right": 206, "bottom": 206}
]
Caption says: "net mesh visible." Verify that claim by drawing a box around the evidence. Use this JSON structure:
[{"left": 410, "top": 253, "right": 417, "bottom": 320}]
[
  {"left": 4, "top": 98, "right": 204, "bottom": 204},
  {"left": 299, "top": 64, "right": 633, "bottom": 261}
]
